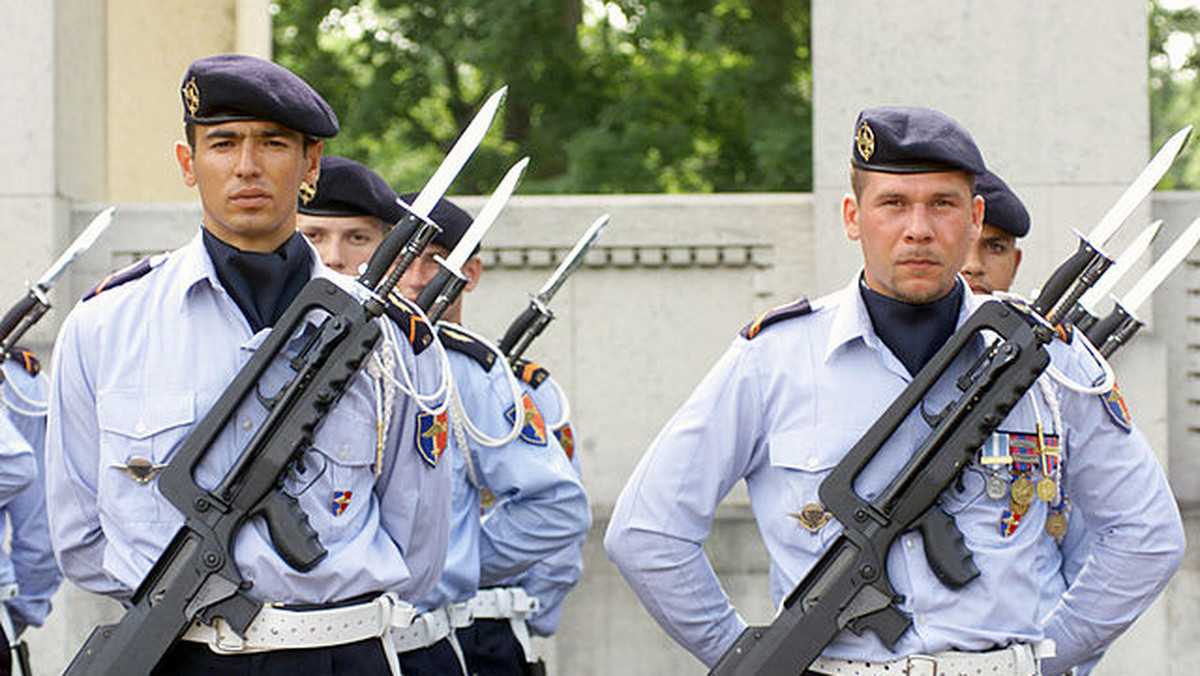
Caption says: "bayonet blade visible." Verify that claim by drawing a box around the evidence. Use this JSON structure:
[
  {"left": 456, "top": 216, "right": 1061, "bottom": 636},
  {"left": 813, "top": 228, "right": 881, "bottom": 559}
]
[
  {"left": 406, "top": 87, "right": 508, "bottom": 220},
  {"left": 1088, "top": 125, "right": 1191, "bottom": 247},
  {"left": 1077, "top": 219, "right": 1162, "bottom": 313},
  {"left": 536, "top": 214, "right": 610, "bottom": 303},
  {"left": 1119, "top": 213, "right": 1200, "bottom": 313},
  {"left": 439, "top": 157, "right": 529, "bottom": 274},
  {"left": 36, "top": 206, "right": 116, "bottom": 290}
]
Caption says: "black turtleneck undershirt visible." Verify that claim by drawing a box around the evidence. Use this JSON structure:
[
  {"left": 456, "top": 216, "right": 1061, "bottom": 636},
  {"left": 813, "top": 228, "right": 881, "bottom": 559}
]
[
  {"left": 860, "top": 277, "right": 964, "bottom": 376},
  {"left": 202, "top": 229, "right": 313, "bottom": 332}
]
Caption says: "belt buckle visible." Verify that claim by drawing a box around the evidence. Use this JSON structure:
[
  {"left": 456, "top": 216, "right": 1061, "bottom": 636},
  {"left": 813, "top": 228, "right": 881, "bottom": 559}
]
[
  {"left": 212, "top": 618, "right": 247, "bottom": 653},
  {"left": 904, "top": 655, "right": 937, "bottom": 676}
]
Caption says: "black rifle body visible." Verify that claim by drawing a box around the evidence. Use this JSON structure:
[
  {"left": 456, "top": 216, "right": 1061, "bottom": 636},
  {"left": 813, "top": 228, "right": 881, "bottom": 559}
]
[
  {"left": 64, "top": 278, "right": 383, "bottom": 676},
  {"left": 709, "top": 300, "right": 1054, "bottom": 676}
]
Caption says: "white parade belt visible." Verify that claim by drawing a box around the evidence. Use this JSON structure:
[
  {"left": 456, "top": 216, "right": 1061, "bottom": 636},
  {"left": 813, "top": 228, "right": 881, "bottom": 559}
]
[{"left": 809, "top": 640, "right": 1054, "bottom": 676}]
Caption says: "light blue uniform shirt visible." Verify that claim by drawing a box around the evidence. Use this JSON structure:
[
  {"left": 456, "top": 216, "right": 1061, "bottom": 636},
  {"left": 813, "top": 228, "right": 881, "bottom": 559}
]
[
  {"left": 605, "top": 277, "right": 1184, "bottom": 673},
  {"left": 46, "top": 232, "right": 452, "bottom": 606},
  {"left": 0, "top": 359, "right": 61, "bottom": 630},
  {"left": 490, "top": 369, "right": 587, "bottom": 636},
  {"left": 418, "top": 325, "right": 589, "bottom": 613}
]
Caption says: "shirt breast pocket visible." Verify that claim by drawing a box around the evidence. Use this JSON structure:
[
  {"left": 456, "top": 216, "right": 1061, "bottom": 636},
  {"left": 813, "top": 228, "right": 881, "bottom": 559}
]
[
  {"left": 765, "top": 427, "right": 853, "bottom": 555},
  {"left": 96, "top": 391, "right": 195, "bottom": 523}
]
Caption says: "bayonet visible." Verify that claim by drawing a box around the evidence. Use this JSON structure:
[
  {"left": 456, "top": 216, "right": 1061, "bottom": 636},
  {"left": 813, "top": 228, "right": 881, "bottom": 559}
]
[
  {"left": 1032, "top": 125, "right": 1192, "bottom": 323},
  {"left": 1066, "top": 219, "right": 1162, "bottom": 331},
  {"left": 497, "top": 213, "right": 610, "bottom": 360},
  {"left": 1087, "top": 213, "right": 1200, "bottom": 356},
  {"left": 0, "top": 206, "right": 116, "bottom": 360},
  {"left": 360, "top": 86, "right": 508, "bottom": 291},
  {"left": 415, "top": 157, "right": 530, "bottom": 323}
]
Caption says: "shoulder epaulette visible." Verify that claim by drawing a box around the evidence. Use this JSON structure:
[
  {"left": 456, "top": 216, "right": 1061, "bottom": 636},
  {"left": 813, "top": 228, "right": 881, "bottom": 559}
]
[
  {"left": 739, "top": 297, "right": 812, "bottom": 340},
  {"left": 382, "top": 293, "right": 435, "bottom": 355},
  {"left": 510, "top": 357, "right": 549, "bottom": 388},
  {"left": 83, "top": 258, "right": 153, "bottom": 301},
  {"left": 7, "top": 347, "right": 40, "bottom": 377},
  {"left": 438, "top": 325, "right": 497, "bottom": 372},
  {"left": 1054, "top": 322, "right": 1074, "bottom": 344}
]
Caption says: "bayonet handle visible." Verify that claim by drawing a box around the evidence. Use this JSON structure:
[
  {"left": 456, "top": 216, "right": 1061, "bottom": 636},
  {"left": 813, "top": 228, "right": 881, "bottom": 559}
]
[
  {"left": 1033, "top": 237, "right": 1104, "bottom": 318},
  {"left": 0, "top": 293, "right": 46, "bottom": 359},
  {"left": 1085, "top": 303, "right": 1132, "bottom": 349},
  {"left": 498, "top": 304, "right": 551, "bottom": 359},
  {"left": 416, "top": 266, "right": 469, "bottom": 324}
]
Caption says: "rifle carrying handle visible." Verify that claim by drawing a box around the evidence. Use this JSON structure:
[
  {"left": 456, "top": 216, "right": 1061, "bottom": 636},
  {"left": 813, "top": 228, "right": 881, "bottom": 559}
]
[
  {"left": 256, "top": 489, "right": 327, "bottom": 572},
  {"left": 913, "top": 505, "right": 979, "bottom": 589}
]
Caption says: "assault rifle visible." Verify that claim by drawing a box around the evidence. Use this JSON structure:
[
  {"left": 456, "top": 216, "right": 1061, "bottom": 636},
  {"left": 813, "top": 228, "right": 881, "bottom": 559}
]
[
  {"left": 0, "top": 207, "right": 114, "bottom": 367},
  {"left": 63, "top": 87, "right": 507, "bottom": 676},
  {"left": 497, "top": 213, "right": 609, "bottom": 360}
]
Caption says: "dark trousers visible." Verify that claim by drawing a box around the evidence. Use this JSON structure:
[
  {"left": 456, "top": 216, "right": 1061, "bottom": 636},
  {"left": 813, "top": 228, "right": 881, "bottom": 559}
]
[
  {"left": 151, "top": 637, "right": 391, "bottom": 675},
  {"left": 458, "top": 619, "right": 534, "bottom": 676},
  {"left": 0, "top": 625, "right": 9, "bottom": 676},
  {"left": 396, "top": 637, "right": 466, "bottom": 676}
]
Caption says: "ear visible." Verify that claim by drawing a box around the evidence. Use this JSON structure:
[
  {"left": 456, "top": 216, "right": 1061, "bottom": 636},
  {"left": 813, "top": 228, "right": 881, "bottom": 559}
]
[
  {"left": 304, "top": 140, "right": 323, "bottom": 186},
  {"left": 842, "top": 193, "right": 861, "bottom": 241},
  {"left": 970, "top": 194, "right": 984, "bottom": 239},
  {"left": 462, "top": 256, "right": 484, "bottom": 292},
  {"left": 1013, "top": 247, "right": 1023, "bottom": 273},
  {"left": 176, "top": 141, "right": 196, "bottom": 188}
]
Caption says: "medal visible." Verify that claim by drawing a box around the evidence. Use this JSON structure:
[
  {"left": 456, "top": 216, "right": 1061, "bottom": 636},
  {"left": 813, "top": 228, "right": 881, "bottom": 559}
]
[
  {"left": 480, "top": 487, "right": 496, "bottom": 510},
  {"left": 1045, "top": 511, "right": 1068, "bottom": 538},
  {"left": 1010, "top": 476, "right": 1035, "bottom": 506},
  {"left": 1036, "top": 477, "right": 1058, "bottom": 503},
  {"left": 986, "top": 472, "right": 1008, "bottom": 500}
]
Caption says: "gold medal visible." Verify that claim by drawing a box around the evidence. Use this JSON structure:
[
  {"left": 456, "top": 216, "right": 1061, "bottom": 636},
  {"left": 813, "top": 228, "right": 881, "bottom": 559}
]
[
  {"left": 986, "top": 473, "right": 1008, "bottom": 500},
  {"left": 1010, "top": 476, "right": 1035, "bottom": 507},
  {"left": 1045, "top": 512, "right": 1068, "bottom": 538},
  {"left": 479, "top": 487, "right": 496, "bottom": 510},
  {"left": 1036, "top": 477, "right": 1058, "bottom": 503}
]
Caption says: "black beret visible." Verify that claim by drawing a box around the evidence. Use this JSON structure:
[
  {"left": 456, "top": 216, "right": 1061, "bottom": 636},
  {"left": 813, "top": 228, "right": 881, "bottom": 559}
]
[
  {"left": 399, "top": 193, "right": 477, "bottom": 254},
  {"left": 299, "top": 156, "right": 406, "bottom": 226},
  {"left": 976, "top": 169, "right": 1030, "bottom": 238},
  {"left": 181, "top": 54, "right": 339, "bottom": 138},
  {"left": 852, "top": 106, "right": 985, "bottom": 175}
]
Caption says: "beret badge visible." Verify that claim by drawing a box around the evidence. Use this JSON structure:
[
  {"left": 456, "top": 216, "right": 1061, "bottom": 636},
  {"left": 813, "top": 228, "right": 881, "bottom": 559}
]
[
  {"left": 298, "top": 180, "right": 317, "bottom": 205},
  {"left": 182, "top": 77, "right": 201, "bottom": 117},
  {"left": 856, "top": 121, "right": 875, "bottom": 162}
]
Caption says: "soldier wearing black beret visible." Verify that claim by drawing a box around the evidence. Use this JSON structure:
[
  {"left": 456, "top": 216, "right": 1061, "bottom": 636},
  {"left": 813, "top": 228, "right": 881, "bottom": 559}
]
[
  {"left": 962, "top": 168, "right": 1030, "bottom": 295},
  {"left": 298, "top": 155, "right": 407, "bottom": 276},
  {"left": 47, "top": 54, "right": 455, "bottom": 676}
]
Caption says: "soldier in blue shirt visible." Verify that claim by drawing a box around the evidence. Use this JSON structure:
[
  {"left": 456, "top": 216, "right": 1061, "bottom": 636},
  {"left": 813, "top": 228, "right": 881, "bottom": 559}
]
[
  {"left": 297, "top": 163, "right": 590, "bottom": 676},
  {"left": 605, "top": 106, "right": 1185, "bottom": 676},
  {"left": 961, "top": 168, "right": 1029, "bottom": 296},
  {"left": 45, "top": 55, "right": 451, "bottom": 675},
  {"left": 0, "top": 352, "right": 63, "bottom": 676}
]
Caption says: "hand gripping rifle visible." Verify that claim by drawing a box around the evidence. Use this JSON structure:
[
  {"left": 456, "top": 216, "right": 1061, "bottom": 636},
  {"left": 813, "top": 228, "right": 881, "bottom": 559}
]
[
  {"left": 63, "top": 87, "right": 507, "bottom": 676},
  {"left": 707, "top": 144, "right": 1190, "bottom": 675},
  {"left": 0, "top": 207, "right": 114, "bottom": 369},
  {"left": 496, "top": 213, "right": 609, "bottom": 360}
]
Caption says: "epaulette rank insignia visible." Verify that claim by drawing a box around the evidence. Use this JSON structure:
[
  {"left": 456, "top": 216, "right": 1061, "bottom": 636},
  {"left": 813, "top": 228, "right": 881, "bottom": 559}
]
[
  {"left": 83, "top": 258, "right": 153, "bottom": 301},
  {"left": 438, "top": 326, "right": 497, "bottom": 372},
  {"left": 1054, "top": 322, "right": 1074, "bottom": 344},
  {"left": 740, "top": 297, "right": 812, "bottom": 340},
  {"left": 383, "top": 292, "right": 434, "bottom": 355},
  {"left": 7, "top": 347, "right": 39, "bottom": 376},
  {"left": 510, "top": 358, "right": 549, "bottom": 388}
]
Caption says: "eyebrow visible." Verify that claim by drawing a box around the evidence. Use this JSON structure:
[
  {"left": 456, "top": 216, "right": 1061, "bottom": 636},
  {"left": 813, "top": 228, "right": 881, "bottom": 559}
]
[{"left": 201, "top": 126, "right": 296, "bottom": 142}]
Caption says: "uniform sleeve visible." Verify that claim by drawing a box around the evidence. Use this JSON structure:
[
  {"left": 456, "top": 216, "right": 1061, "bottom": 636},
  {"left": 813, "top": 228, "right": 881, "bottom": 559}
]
[
  {"left": 2, "top": 375, "right": 63, "bottom": 630},
  {"left": 375, "top": 335, "right": 453, "bottom": 605},
  {"left": 475, "top": 383, "right": 590, "bottom": 583},
  {"left": 45, "top": 308, "right": 128, "bottom": 597},
  {"left": 0, "top": 410, "right": 34, "bottom": 505},
  {"left": 1039, "top": 354, "right": 1185, "bottom": 674},
  {"left": 604, "top": 339, "right": 766, "bottom": 667}
]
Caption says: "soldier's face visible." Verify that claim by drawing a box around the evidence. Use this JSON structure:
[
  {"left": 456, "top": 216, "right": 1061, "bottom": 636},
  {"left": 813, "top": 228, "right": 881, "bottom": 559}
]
[
  {"left": 843, "top": 170, "right": 982, "bottom": 304},
  {"left": 298, "top": 214, "right": 387, "bottom": 276},
  {"left": 177, "top": 120, "right": 320, "bottom": 252},
  {"left": 961, "top": 223, "right": 1022, "bottom": 295}
]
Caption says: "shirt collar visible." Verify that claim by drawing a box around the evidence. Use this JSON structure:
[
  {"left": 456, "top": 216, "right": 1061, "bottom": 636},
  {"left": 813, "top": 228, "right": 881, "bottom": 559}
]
[{"left": 824, "top": 270, "right": 977, "bottom": 363}]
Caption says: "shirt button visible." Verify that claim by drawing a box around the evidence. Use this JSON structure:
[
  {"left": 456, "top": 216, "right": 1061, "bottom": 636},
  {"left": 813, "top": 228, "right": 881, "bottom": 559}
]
[
  {"left": 134, "top": 421, "right": 146, "bottom": 435},
  {"left": 340, "top": 447, "right": 349, "bottom": 460},
  {"left": 905, "top": 538, "right": 915, "bottom": 549},
  {"left": 241, "top": 420, "right": 252, "bottom": 431},
  {"left": 917, "top": 614, "right": 927, "bottom": 625},
  {"left": 807, "top": 456, "right": 818, "bottom": 469}
]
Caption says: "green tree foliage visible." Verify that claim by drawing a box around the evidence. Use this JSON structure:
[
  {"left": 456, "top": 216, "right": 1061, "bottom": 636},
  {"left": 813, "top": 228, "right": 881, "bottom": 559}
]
[
  {"left": 271, "top": 0, "right": 812, "bottom": 194},
  {"left": 1150, "top": 0, "right": 1200, "bottom": 189}
]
